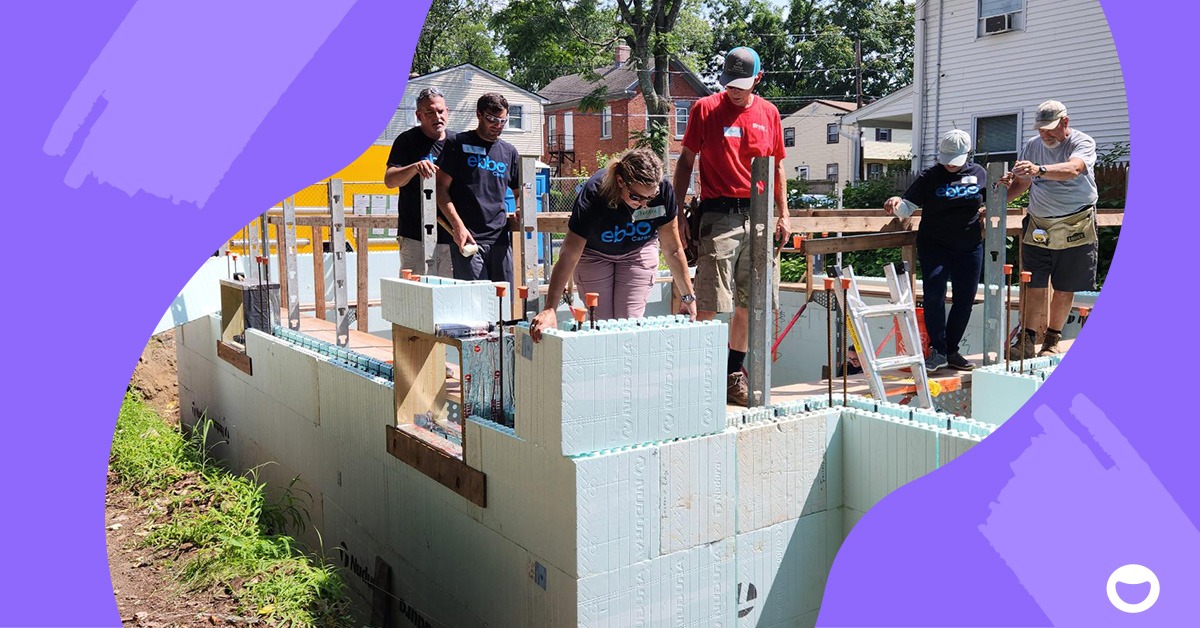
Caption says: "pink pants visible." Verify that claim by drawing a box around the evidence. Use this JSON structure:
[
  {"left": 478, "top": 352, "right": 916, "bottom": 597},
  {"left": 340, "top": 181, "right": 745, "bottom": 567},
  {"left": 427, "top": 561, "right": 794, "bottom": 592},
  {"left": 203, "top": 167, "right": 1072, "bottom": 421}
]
[{"left": 573, "top": 241, "right": 660, "bottom": 320}]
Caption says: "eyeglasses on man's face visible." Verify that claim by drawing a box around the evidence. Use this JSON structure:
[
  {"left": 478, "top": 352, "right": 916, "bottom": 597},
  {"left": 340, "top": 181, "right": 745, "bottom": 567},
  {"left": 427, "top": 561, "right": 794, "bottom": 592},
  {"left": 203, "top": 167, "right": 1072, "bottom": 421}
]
[{"left": 483, "top": 113, "right": 509, "bottom": 126}]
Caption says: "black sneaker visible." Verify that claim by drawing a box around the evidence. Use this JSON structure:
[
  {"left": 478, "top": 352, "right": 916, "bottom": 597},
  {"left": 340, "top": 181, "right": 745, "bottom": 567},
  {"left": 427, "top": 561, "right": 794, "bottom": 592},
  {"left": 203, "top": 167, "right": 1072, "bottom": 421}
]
[
  {"left": 947, "top": 352, "right": 975, "bottom": 371},
  {"left": 924, "top": 352, "right": 948, "bottom": 373}
]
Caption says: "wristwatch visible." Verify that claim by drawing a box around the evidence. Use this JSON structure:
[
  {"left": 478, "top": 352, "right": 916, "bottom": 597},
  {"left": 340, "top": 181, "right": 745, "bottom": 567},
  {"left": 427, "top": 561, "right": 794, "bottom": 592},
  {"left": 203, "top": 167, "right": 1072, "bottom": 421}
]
[
  {"left": 680, "top": 294, "right": 696, "bottom": 304},
  {"left": 1037, "top": 165, "right": 1047, "bottom": 178}
]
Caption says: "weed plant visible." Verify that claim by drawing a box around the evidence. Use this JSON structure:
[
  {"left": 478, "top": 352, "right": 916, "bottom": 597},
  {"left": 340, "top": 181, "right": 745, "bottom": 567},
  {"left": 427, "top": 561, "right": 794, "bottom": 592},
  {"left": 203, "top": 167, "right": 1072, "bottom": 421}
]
[{"left": 111, "top": 393, "right": 354, "bottom": 626}]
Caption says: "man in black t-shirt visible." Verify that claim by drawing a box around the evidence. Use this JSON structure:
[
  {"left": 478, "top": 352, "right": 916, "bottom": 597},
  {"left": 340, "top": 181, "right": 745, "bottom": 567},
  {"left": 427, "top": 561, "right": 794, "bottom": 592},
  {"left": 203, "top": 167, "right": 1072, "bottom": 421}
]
[
  {"left": 885, "top": 129, "right": 987, "bottom": 372},
  {"left": 435, "top": 92, "right": 521, "bottom": 283},
  {"left": 384, "top": 87, "right": 454, "bottom": 276}
]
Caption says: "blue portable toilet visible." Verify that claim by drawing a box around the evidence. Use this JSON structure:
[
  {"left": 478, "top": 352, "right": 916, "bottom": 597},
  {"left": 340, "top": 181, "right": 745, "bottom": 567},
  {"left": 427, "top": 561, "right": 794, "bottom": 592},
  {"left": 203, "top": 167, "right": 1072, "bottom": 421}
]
[{"left": 505, "top": 161, "right": 552, "bottom": 262}]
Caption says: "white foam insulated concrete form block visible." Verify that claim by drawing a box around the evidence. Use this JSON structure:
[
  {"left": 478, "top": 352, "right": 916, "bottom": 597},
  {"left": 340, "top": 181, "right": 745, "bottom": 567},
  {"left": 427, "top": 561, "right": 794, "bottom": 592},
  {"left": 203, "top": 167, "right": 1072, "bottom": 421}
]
[
  {"left": 971, "top": 365, "right": 1045, "bottom": 425},
  {"left": 243, "top": 329, "right": 321, "bottom": 425},
  {"left": 736, "top": 411, "right": 836, "bottom": 534},
  {"left": 380, "top": 276, "right": 505, "bottom": 335},
  {"left": 735, "top": 511, "right": 841, "bottom": 627},
  {"left": 576, "top": 537, "right": 736, "bottom": 627},
  {"left": 513, "top": 320, "right": 728, "bottom": 456}
]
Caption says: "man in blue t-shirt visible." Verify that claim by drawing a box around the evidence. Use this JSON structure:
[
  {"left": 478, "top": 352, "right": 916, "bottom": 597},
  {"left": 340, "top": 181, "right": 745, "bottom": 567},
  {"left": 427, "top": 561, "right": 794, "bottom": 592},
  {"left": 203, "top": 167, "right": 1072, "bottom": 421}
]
[
  {"left": 435, "top": 92, "right": 521, "bottom": 283},
  {"left": 384, "top": 87, "right": 454, "bottom": 276}
]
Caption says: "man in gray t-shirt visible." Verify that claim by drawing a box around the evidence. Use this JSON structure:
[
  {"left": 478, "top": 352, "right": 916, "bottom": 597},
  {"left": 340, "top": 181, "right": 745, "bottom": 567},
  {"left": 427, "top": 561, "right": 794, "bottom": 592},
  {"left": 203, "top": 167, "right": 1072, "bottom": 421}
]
[{"left": 1000, "top": 100, "right": 1100, "bottom": 359}]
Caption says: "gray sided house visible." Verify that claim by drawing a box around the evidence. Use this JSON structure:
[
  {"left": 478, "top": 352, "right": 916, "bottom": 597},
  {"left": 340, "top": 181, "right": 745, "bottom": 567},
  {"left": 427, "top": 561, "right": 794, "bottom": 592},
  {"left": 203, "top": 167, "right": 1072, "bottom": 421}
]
[
  {"left": 846, "top": 0, "right": 1127, "bottom": 171},
  {"left": 377, "top": 64, "right": 549, "bottom": 157}
]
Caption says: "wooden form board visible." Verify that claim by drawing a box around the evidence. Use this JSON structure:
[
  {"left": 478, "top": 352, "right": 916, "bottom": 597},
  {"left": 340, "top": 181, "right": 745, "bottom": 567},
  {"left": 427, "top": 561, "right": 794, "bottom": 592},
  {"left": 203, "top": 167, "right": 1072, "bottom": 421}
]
[
  {"left": 390, "top": 324, "right": 487, "bottom": 507},
  {"left": 216, "top": 340, "right": 253, "bottom": 375}
]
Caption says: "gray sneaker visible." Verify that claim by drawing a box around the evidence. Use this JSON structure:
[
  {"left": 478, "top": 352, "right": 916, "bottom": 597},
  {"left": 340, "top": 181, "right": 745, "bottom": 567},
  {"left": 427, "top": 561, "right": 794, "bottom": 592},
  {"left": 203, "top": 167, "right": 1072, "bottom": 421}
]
[
  {"left": 924, "top": 352, "right": 948, "bottom": 373},
  {"left": 727, "top": 371, "right": 749, "bottom": 407}
]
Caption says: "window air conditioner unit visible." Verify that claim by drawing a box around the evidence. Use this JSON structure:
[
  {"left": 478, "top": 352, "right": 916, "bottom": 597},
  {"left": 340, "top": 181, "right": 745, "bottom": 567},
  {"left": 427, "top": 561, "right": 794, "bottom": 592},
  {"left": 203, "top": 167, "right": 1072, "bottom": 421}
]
[{"left": 984, "top": 13, "right": 1015, "bottom": 34}]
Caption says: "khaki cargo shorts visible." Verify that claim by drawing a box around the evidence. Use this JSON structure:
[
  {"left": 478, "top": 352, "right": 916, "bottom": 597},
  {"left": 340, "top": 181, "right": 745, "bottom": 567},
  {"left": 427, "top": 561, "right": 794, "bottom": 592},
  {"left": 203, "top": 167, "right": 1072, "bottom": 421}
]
[{"left": 694, "top": 211, "right": 780, "bottom": 312}]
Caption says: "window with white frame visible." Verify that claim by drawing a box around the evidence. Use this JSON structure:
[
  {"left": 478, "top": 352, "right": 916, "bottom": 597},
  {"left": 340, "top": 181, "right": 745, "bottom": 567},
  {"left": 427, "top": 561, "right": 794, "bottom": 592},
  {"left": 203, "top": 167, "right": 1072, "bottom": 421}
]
[
  {"left": 875, "top": 128, "right": 892, "bottom": 142},
  {"left": 974, "top": 114, "right": 1019, "bottom": 164},
  {"left": 795, "top": 165, "right": 810, "bottom": 180},
  {"left": 827, "top": 124, "right": 839, "bottom": 144},
  {"left": 784, "top": 127, "right": 795, "bottom": 147},
  {"left": 867, "top": 163, "right": 884, "bottom": 179},
  {"left": 547, "top": 114, "right": 557, "bottom": 146},
  {"left": 978, "top": 0, "right": 1024, "bottom": 37},
  {"left": 826, "top": 163, "right": 839, "bottom": 180},
  {"left": 674, "top": 101, "right": 689, "bottom": 138},
  {"left": 601, "top": 106, "right": 612, "bottom": 139},
  {"left": 508, "top": 105, "right": 525, "bottom": 130}
]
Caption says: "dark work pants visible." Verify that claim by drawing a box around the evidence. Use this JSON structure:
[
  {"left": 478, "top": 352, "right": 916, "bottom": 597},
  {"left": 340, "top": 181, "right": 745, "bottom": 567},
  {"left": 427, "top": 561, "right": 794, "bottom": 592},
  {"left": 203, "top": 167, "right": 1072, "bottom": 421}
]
[
  {"left": 450, "top": 237, "right": 512, "bottom": 285},
  {"left": 918, "top": 241, "right": 983, "bottom": 356}
]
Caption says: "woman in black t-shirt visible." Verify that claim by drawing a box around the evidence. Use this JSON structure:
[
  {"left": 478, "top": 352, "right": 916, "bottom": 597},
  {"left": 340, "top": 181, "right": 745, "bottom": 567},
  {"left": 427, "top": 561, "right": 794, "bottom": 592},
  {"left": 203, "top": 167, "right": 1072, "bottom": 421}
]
[
  {"left": 884, "top": 129, "right": 987, "bottom": 372},
  {"left": 530, "top": 148, "right": 696, "bottom": 340}
]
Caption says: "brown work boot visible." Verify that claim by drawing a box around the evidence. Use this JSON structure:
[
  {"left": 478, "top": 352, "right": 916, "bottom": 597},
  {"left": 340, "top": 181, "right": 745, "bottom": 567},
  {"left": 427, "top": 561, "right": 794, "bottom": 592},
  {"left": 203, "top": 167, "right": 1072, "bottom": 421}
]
[
  {"left": 727, "top": 371, "right": 749, "bottom": 407},
  {"left": 1007, "top": 331, "right": 1038, "bottom": 360},
  {"left": 1038, "top": 329, "right": 1062, "bottom": 356}
]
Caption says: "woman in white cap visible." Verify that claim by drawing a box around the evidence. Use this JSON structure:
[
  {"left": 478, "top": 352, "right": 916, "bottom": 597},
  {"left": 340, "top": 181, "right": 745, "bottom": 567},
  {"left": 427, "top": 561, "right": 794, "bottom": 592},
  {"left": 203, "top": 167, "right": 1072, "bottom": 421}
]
[{"left": 884, "top": 129, "right": 988, "bottom": 372}]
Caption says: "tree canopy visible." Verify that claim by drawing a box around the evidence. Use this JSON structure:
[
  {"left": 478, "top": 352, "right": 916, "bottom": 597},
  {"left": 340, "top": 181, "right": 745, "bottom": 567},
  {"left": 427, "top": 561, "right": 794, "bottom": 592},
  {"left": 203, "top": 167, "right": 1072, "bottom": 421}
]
[{"left": 413, "top": 0, "right": 914, "bottom": 115}]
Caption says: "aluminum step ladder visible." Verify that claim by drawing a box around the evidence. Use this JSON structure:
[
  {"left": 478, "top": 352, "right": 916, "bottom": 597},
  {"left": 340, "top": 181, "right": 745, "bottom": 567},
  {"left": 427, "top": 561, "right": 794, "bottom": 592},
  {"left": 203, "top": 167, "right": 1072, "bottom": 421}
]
[{"left": 832, "top": 262, "right": 934, "bottom": 408}]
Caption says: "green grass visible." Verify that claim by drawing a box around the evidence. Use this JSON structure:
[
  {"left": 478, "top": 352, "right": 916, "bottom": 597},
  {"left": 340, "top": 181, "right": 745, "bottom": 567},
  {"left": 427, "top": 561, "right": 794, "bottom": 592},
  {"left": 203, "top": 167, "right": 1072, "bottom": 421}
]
[{"left": 111, "top": 393, "right": 354, "bottom": 626}]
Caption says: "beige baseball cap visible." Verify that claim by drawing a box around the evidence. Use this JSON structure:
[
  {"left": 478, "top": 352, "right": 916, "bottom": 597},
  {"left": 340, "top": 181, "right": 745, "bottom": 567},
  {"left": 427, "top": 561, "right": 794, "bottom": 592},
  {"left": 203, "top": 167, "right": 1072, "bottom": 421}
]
[{"left": 1035, "top": 100, "right": 1067, "bottom": 130}]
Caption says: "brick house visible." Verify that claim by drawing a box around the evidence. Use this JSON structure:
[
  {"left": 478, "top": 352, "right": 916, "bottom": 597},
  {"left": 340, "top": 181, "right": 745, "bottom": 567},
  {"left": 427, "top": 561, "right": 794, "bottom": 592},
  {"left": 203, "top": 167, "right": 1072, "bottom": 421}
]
[{"left": 538, "top": 46, "right": 711, "bottom": 180}]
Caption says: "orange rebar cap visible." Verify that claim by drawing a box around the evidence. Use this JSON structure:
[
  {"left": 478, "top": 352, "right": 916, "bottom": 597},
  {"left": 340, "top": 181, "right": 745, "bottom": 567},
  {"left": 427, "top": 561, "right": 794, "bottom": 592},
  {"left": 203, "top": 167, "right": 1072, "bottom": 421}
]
[
  {"left": 517, "top": 286, "right": 529, "bottom": 299},
  {"left": 1003, "top": 264, "right": 1013, "bottom": 275},
  {"left": 840, "top": 278, "right": 852, "bottom": 290},
  {"left": 411, "top": 274, "right": 422, "bottom": 282},
  {"left": 1079, "top": 307, "right": 1091, "bottom": 317},
  {"left": 401, "top": 269, "right": 413, "bottom": 280},
  {"left": 495, "top": 283, "right": 508, "bottom": 297},
  {"left": 571, "top": 307, "right": 587, "bottom": 323},
  {"left": 1020, "top": 271, "right": 1032, "bottom": 283},
  {"left": 585, "top": 292, "right": 599, "bottom": 308},
  {"left": 823, "top": 277, "right": 835, "bottom": 291},
  {"left": 792, "top": 233, "right": 803, "bottom": 249}
]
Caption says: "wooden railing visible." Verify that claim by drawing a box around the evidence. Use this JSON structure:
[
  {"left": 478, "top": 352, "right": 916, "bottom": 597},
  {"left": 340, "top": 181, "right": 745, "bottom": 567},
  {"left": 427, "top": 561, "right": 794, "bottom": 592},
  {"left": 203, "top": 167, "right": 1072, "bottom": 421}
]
[{"left": 265, "top": 207, "right": 1124, "bottom": 330}]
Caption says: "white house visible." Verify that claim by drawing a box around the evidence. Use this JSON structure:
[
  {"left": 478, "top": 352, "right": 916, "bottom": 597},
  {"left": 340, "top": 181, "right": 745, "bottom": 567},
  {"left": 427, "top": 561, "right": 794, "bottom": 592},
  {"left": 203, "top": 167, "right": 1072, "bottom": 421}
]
[
  {"left": 845, "top": 0, "right": 1127, "bottom": 171},
  {"left": 782, "top": 100, "right": 913, "bottom": 185},
  {"left": 376, "top": 63, "right": 549, "bottom": 157}
]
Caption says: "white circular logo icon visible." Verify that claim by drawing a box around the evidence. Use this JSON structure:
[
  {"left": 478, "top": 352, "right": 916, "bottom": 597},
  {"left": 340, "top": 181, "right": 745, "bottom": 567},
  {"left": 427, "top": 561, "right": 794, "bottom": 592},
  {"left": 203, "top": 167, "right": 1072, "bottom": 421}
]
[{"left": 1106, "top": 564, "right": 1160, "bottom": 613}]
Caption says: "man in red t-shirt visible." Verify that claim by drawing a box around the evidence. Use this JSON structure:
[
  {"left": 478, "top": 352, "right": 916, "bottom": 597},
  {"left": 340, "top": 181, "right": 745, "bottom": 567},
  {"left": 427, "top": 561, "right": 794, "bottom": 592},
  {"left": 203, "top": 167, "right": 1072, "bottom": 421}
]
[{"left": 673, "top": 46, "right": 790, "bottom": 406}]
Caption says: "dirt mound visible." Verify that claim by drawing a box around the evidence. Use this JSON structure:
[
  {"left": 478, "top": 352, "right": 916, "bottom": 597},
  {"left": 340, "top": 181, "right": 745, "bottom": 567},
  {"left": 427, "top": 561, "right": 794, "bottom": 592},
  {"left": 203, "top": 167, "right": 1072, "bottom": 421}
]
[{"left": 129, "top": 331, "right": 180, "bottom": 425}]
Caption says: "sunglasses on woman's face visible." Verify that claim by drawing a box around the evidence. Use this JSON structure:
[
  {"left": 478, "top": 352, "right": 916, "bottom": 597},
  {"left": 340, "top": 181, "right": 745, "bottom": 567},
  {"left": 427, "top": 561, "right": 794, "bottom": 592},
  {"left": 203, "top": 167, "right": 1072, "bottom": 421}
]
[{"left": 626, "top": 190, "right": 654, "bottom": 203}]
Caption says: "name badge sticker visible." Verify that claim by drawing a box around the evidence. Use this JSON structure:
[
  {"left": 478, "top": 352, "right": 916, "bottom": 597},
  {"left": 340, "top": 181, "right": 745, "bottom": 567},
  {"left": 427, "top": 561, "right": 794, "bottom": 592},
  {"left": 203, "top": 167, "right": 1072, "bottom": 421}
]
[
  {"left": 724, "top": 126, "right": 743, "bottom": 138},
  {"left": 632, "top": 205, "right": 666, "bottom": 221},
  {"left": 463, "top": 144, "right": 487, "bottom": 155}
]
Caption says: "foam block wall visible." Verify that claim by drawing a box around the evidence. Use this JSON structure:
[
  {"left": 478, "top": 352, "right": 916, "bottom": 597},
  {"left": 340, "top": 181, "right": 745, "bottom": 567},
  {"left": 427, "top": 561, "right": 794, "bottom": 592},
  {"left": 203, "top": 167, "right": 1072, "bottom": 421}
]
[
  {"left": 513, "top": 320, "right": 728, "bottom": 456},
  {"left": 177, "top": 310, "right": 993, "bottom": 627}
]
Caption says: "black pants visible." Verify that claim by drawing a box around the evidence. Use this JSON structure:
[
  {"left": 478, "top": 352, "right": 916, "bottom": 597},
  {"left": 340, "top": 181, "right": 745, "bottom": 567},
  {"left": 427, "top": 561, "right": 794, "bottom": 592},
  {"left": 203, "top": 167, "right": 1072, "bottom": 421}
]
[
  {"left": 918, "top": 241, "right": 983, "bottom": 355},
  {"left": 450, "top": 237, "right": 512, "bottom": 285}
]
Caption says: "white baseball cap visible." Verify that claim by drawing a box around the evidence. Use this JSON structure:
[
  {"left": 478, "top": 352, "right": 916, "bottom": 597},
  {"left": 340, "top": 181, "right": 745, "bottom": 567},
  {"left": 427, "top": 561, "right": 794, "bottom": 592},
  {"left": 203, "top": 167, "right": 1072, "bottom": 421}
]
[{"left": 937, "top": 129, "right": 971, "bottom": 167}]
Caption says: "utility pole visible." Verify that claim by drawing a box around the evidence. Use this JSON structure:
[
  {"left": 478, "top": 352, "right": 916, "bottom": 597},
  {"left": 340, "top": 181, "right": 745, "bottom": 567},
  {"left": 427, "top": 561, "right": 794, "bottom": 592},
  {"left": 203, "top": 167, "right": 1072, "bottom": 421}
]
[{"left": 855, "top": 38, "right": 863, "bottom": 109}]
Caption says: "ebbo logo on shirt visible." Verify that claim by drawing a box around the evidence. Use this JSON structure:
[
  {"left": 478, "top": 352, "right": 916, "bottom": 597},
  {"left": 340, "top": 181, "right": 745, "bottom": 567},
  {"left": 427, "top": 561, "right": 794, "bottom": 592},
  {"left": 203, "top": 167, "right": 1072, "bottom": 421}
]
[{"left": 467, "top": 154, "right": 508, "bottom": 178}]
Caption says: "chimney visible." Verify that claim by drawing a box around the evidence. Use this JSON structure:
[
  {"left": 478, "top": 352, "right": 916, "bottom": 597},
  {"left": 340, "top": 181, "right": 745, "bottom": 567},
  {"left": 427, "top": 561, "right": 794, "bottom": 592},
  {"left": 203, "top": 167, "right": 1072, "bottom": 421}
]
[{"left": 614, "top": 45, "right": 631, "bottom": 67}]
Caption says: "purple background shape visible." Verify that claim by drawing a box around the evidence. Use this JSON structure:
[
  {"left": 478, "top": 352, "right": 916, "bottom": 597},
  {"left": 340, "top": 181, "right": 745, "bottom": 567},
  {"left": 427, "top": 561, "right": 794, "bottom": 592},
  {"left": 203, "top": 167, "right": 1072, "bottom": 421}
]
[
  {"left": 817, "top": 1, "right": 1200, "bottom": 626},
  {"left": 0, "top": 1, "right": 1191, "bottom": 626},
  {"left": 0, "top": 2, "right": 425, "bottom": 625}
]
